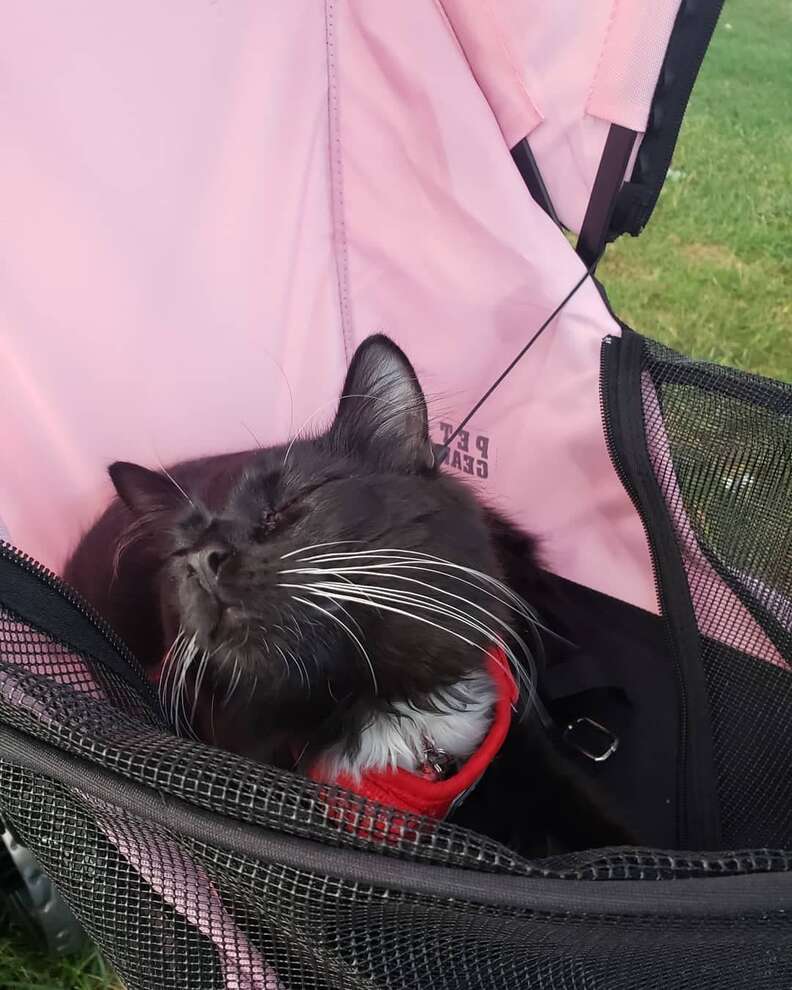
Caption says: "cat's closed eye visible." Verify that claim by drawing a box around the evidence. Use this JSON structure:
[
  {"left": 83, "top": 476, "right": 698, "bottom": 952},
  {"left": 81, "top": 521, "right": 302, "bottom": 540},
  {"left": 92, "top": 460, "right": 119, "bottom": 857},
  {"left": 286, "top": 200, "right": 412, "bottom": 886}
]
[{"left": 252, "top": 510, "right": 283, "bottom": 541}]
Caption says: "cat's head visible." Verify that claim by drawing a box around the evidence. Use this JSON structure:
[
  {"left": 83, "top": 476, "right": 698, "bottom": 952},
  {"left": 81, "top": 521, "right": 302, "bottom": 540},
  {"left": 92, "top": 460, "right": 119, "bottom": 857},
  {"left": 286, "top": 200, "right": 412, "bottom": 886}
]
[{"left": 109, "top": 335, "right": 508, "bottom": 750}]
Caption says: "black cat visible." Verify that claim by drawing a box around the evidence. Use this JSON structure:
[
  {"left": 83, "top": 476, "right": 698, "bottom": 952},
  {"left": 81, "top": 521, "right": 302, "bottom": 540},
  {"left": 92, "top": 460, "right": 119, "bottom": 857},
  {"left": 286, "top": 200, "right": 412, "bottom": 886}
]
[{"left": 64, "top": 334, "right": 633, "bottom": 854}]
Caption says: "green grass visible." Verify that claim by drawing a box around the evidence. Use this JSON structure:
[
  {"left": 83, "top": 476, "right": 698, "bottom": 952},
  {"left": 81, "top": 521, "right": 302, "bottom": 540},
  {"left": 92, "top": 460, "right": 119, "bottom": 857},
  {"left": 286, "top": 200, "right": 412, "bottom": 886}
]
[
  {"left": 599, "top": 0, "right": 792, "bottom": 381},
  {"left": 0, "top": 2, "right": 788, "bottom": 987},
  {"left": 0, "top": 927, "right": 120, "bottom": 990}
]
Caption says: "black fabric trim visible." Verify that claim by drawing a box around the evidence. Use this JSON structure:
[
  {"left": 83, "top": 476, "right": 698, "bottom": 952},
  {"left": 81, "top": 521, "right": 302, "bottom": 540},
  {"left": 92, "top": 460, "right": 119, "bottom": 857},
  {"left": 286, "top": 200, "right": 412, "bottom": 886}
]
[
  {"left": 609, "top": 0, "right": 725, "bottom": 239},
  {"left": 1, "top": 723, "right": 790, "bottom": 916},
  {"left": 510, "top": 138, "right": 564, "bottom": 228},
  {"left": 602, "top": 329, "right": 720, "bottom": 848}
]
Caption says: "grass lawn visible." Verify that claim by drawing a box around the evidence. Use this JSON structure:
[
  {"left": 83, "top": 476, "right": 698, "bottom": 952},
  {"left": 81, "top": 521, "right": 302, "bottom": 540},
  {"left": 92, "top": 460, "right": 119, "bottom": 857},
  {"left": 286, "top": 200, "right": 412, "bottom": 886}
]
[
  {"left": 599, "top": 0, "right": 791, "bottom": 381},
  {"left": 0, "top": 1, "right": 788, "bottom": 987},
  {"left": 0, "top": 931, "right": 120, "bottom": 990}
]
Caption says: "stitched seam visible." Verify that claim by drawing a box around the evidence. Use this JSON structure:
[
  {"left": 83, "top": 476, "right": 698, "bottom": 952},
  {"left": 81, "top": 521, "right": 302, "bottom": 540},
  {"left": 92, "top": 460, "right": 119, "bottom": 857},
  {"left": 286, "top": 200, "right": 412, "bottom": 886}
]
[
  {"left": 325, "top": 0, "right": 353, "bottom": 362},
  {"left": 480, "top": 0, "right": 542, "bottom": 122},
  {"left": 435, "top": 0, "right": 543, "bottom": 136},
  {"left": 586, "top": 0, "right": 621, "bottom": 113}
]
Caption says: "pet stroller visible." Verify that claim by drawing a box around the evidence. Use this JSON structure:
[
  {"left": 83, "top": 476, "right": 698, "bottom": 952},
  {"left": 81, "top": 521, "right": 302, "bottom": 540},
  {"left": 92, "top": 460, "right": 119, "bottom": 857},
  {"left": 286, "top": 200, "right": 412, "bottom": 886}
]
[{"left": 1, "top": 1, "right": 790, "bottom": 987}]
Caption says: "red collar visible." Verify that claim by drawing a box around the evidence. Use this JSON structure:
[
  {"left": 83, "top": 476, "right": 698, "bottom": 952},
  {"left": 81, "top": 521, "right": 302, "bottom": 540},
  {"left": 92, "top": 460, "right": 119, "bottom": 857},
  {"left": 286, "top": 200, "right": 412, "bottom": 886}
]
[
  {"left": 153, "top": 647, "right": 517, "bottom": 822},
  {"left": 308, "top": 650, "right": 517, "bottom": 820}
]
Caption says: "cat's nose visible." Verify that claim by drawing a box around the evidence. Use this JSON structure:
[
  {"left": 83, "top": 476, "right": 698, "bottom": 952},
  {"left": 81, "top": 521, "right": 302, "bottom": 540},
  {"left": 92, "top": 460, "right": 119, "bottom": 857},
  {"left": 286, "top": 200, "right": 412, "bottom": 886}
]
[{"left": 189, "top": 545, "right": 231, "bottom": 589}]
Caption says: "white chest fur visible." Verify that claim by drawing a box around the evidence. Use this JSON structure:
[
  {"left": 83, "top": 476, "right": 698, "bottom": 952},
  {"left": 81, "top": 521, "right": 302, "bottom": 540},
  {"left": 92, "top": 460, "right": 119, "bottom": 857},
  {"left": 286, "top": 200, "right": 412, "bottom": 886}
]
[{"left": 318, "top": 669, "right": 497, "bottom": 780}]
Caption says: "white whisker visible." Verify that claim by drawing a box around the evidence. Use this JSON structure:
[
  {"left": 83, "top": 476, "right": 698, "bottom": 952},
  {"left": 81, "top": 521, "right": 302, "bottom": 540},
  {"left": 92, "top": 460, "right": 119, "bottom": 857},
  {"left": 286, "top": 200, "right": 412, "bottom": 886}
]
[
  {"left": 282, "top": 391, "right": 428, "bottom": 467},
  {"left": 294, "top": 549, "right": 537, "bottom": 616},
  {"left": 290, "top": 584, "right": 486, "bottom": 659},
  {"left": 275, "top": 643, "right": 301, "bottom": 689},
  {"left": 292, "top": 594, "right": 379, "bottom": 696},
  {"left": 176, "top": 633, "right": 202, "bottom": 740},
  {"left": 255, "top": 346, "right": 295, "bottom": 439},
  {"left": 285, "top": 564, "right": 522, "bottom": 629},
  {"left": 261, "top": 633, "right": 288, "bottom": 683},
  {"left": 307, "top": 574, "right": 532, "bottom": 665},
  {"left": 286, "top": 547, "right": 557, "bottom": 658},
  {"left": 154, "top": 457, "right": 194, "bottom": 506},
  {"left": 281, "top": 547, "right": 544, "bottom": 691},
  {"left": 288, "top": 646, "right": 311, "bottom": 694},
  {"left": 285, "top": 582, "right": 536, "bottom": 709},
  {"left": 281, "top": 540, "right": 366, "bottom": 560},
  {"left": 240, "top": 421, "right": 264, "bottom": 449},
  {"left": 224, "top": 657, "right": 243, "bottom": 704},
  {"left": 190, "top": 645, "right": 213, "bottom": 724},
  {"left": 292, "top": 739, "right": 311, "bottom": 771},
  {"left": 160, "top": 630, "right": 188, "bottom": 724}
]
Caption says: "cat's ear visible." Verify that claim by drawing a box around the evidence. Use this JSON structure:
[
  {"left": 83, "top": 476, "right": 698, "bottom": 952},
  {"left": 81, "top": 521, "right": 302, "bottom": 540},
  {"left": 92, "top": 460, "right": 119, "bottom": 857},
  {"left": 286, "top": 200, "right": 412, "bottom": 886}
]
[
  {"left": 329, "top": 335, "right": 434, "bottom": 473},
  {"left": 108, "top": 461, "right": 186, "bottom": 515}
]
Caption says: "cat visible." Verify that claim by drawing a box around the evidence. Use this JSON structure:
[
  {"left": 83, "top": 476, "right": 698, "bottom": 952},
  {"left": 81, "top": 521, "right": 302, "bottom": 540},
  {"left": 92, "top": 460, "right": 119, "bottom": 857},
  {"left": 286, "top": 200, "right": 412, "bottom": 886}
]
[{"left": 64, "top": 334, "right": 633, "bottom": 855}]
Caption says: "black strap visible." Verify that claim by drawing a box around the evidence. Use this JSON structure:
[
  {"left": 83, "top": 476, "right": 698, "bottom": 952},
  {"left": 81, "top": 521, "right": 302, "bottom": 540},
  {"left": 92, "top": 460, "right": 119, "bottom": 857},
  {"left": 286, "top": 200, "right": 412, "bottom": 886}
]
[
  {"left": 575, "top": 123, "right": 638, "bottom": 269},
  {"left": 542, "top": 653, "right": 621, "bottom": 701},
  {"left": 510, "top": 138, "right": 563, "bottom": 228}
]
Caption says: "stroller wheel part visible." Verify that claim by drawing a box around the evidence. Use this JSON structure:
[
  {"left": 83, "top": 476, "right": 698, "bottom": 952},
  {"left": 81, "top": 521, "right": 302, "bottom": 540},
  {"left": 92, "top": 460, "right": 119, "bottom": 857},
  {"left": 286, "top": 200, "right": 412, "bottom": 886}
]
[{"left": 0, "top": 821, "right": 87, "bottom": 956}]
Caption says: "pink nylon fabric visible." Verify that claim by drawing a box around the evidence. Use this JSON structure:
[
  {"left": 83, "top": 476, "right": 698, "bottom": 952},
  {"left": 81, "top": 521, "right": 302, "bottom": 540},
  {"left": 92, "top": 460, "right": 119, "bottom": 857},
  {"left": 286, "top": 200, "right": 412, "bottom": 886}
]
[
  {"left": 0, "top": 1, "right": 656, "bottom": 613},
  {"left": 1, "top": 1, "right": 346, "bottom": 570},
  {"left": 587, "top": 0, "right": 683, "bottom": 132},
  {"left": 436, "top": 0, "right": 544, "bottom": 146},
  {"left": 438, "top": 0, "right": 682, "bottom": 230}
]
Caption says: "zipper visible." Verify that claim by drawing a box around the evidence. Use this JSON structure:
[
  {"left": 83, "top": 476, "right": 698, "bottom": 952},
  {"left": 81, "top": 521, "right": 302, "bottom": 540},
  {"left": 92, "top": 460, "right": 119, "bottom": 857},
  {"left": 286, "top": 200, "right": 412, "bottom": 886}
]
[
  {"left": 598, "top": 336, "right": 664, "bottom": 615},
  {"left": 598, "top": 333, "right": 691, "bottom": 847},
  {"left": 0, "top": 539, "right": 157, "bottom": 705}
]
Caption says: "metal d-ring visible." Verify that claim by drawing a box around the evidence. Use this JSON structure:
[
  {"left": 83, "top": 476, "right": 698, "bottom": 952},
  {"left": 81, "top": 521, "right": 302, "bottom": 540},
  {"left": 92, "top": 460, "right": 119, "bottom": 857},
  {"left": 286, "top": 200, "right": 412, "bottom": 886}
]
[{"left": 563, "top": 717, "right": 619, "bottom": 762}]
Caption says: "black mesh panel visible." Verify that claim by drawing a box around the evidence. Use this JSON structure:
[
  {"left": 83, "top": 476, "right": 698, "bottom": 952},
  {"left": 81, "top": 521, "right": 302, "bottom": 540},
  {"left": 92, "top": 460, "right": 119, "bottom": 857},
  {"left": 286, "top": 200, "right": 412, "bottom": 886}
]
[
  {"left": 0, "top": 760, "right": 791, "bottom": 990},
  {"left": 1, "top": 566, "right": 791, "bottom": 987},
  {"left": 640, "top": 340, "right": 792, "bottom": 847},
  {"left": 3, "top": 362, "right": 792, "bottom": 989}
]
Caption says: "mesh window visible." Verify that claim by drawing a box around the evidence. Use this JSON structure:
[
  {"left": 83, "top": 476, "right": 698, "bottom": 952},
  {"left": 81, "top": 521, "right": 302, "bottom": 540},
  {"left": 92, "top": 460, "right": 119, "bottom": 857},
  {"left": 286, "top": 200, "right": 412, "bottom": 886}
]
[
  {"left": 640, "top": 339, "right": 792, "bottom": 846},
  {"left": 0, "top": 763, "right": 790, "bottom": 990},
  {"left": 1, "top": 565, "right": 791, "bottom": 987}
]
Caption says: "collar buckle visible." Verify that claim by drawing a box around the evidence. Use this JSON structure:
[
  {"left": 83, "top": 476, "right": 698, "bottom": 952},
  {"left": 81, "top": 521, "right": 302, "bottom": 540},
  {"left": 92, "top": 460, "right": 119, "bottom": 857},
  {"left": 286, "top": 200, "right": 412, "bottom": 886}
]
[{"left": 420, "top": 744, "right": 457, "bottom": 780}]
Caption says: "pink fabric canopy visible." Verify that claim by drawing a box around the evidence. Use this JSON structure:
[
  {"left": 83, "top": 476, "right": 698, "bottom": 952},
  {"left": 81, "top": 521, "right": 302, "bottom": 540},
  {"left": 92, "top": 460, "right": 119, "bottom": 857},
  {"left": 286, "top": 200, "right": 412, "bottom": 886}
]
[{"left": 0, "top": 1, "right": 691, "bottom": 614}]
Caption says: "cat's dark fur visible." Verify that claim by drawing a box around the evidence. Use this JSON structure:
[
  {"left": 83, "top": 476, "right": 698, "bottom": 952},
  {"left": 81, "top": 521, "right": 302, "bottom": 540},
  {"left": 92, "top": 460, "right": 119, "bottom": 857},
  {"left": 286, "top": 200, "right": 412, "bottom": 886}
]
[{"left": 64, "top": 334, "right": 633, "bottom": 854}]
